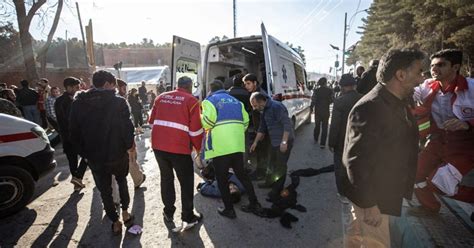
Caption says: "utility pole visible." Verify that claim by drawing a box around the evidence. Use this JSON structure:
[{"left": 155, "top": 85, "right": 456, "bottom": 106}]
[
  {"left": 65, "top": 30, "right": 70, "bottom": 68},
  {"left": 342, "top": 12, "right": 347, "bottom": 75},
  {"left": 76, "top": 2, "right": 89, "bottom": 68},
  {"left": 233, "top": 0, "right": 236, "bottom": 38}
]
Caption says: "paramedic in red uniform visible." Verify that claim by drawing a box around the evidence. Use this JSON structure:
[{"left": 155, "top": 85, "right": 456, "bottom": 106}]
[
  {"left": 148, "top": 76, "right": 204, "bottom": 229},
  {"left": 413, "top": 49, "right": 474, "bottom": 214}
]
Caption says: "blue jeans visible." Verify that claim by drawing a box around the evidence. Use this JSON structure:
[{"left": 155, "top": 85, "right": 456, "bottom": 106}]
[{"left": 22, "top": 105, "right": 41, "bottom": 125}]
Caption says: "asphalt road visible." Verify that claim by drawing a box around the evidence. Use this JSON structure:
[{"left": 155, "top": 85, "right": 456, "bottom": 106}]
[{"left": 0, "top": 117, "right": 343, "bottom": 247}]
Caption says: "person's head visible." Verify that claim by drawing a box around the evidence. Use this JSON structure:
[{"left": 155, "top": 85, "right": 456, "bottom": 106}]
[
  {"left": 130, "top": 88, "right": 138, "bottom": 96},
  {"left": 177, "top": 76, "right": 193, "bottom": 93},
  {"left": 229, "top": 182, "right": 242, "bottom": 203},
  {"left": 233, "top": 75, "right": 244, "bottom": 87},
  {"left": 430, "top": 49, "right": 463, "bottom": 83},
  {"left": 20, "top": 79, "right": 29, "bottom": 88},
  {"left": 63, "top": 77, "right": 81, "bottom": 95},
  {"left": 141, "top": 81, "right": 146, "bottom": 87},
  {"left": 0, "top": 89, "right": 16, "bottom": 102},
  {"left": 50, "top": 86, "right": 60, "bottom": 97},
  {"left": 339, "top": 73, "right": 357, "bottom": 92},
  {"left": 92, "top": 70, "right": 117, "bottom": 89},
  {"left": 250, "top": 92, "right": 268, "bottom": 112},
  {"left": 243, "top": 73, "right": 258, "bottom": 93},
  {"left": 159, "top": 80, "right": 164, "bottom": 85},
  {"left": 356, "top": 66, "right": 365, "bottom": 77},
  {"left": 209, "top": 80, "right": 224, "bottom": 93},
  {"left": 377, "top": 48, "right": 425, "bottom": 99},
  {"left": 117, "top": 79, "right": 127, "bottom": 97},
  {"left": 369, "top": 59, "right": 379, "bottom": 68},
  {"left": 37, "top": 78, "right": 49, "bottom": 89},
  {"left": 317, "top": 77, "right": 327, "bottom": 86}
]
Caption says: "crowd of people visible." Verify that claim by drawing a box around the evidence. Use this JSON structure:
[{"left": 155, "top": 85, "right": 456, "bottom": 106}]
[
  {"left": 310, "top": 48, "right": 474, "bottom": 247},
  {"left": 0, "top": 47, "right": 472, "bottom": 245}
]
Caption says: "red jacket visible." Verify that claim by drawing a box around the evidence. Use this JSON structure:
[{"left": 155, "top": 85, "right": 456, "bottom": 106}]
[{"left": 148, "top": 88, "right": 203, "bottom": 155}]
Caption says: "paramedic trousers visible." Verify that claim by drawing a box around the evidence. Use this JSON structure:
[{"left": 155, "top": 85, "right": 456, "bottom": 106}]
[
  {"left": 414, "top": 130, "right": 474, "bottom": 212},
  {"left": 89, "top": 154, "right": 130, "bottom": 223},
  {"left": 213, "top": 152, "right": 258, "bottom": 211},
  {"left": 154, "top": 150, "right": 195, "bottom": 222}
]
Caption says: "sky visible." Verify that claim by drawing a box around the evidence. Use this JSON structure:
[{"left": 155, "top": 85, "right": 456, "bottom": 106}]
[{"left": 10, "top": 0, "right": 372, "bottom": 74}]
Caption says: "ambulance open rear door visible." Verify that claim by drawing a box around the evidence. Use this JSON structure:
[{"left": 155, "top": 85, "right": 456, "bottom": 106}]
[{"left": 171, "top": 35, "right": 202, "bottom": 98}]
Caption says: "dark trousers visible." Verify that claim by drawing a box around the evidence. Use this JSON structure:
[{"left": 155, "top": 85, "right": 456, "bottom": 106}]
[
  {"left": 65, "top": 148, "right": 88, "bottom": 179},
  {"left": 334, "top": 150, "right": 351, "bottom": 197},
  {"left": 132, "top": 111, "right": 143, "bottom": 127},
  {"left": 89, "top": 155, "right": 130, "bottom": 222},
  {"left": 154, "top": 150, "right": 195, "bottom": 222},
  {"left": 314, "top": 115, "right": 329, "bottom": 145},
  {"left": 47, "top": 116, "right": 59, "bottom": 132},
  {"left": 267, "top": 142, "right": 293, "bottom": 199},
  {"left": 213, "top": 152, "right": 258, "bottom": 210},
  {"left": 256, "top": 134, "right": 271, "bottom": 177}
]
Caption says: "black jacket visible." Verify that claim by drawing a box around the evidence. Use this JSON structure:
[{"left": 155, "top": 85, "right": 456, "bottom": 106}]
[
  {"left": 128, "top": 94, "right": 143, "bottom": 114},
  {"left": 69, "top": 89, "right": 134, "bottom": 168},
  {"left": 16, "top": 87, "right": 38, "bottom": 106},
  {"left": 357, "top": 65, "right": 378, "bottom": 95},
  {"left": 228, "top": 86, "right": 250, "bottom": 113},
  {"left": 328, "top": 90, "right": 362, "bottom": 152},
  {"left": 55, "top": 92, "right": 75, "bottom": 151},
  {"left": 342, "top": 83, "right": 418, "bottom": 216},
  {"left": 311, "top": 86, "right": 334, "bottom": 118}
]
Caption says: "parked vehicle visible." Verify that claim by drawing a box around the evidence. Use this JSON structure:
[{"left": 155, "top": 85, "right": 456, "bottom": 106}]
[
  {"left": 170, "top": 23, "right": 312, "bottom": 129},
  {"left": 0, "top": 114, "right": 56, "bottom": 218}
]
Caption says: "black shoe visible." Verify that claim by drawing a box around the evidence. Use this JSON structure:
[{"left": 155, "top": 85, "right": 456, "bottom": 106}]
[
  {"left": 185, "top": 212, "right": 203, "bottom": 224},
  {"left": 217, "top": 207, "right": 236, "bottom": 219},
  {"left": 241, "top": 202, "right": 262, "bottom": 214},
  {"left": 320, "top": 145, "right": 326, "bottom": 149}
]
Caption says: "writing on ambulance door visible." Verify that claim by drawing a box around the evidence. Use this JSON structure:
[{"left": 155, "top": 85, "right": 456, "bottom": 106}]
[{"left": 171, "top": 35, "right": 201, "bottom": 97}]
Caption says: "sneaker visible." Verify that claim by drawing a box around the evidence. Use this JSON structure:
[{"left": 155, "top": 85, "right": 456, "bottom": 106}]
[
  {"left": 163, "top": 212, "right": 174, "bottom": 223},
  {"left": 135, "top": 174, "right": 146, "bottom": 189},
  {"left": 217, "top": 207, "right": 236, "bottom": 219},
  {"left": 241, "top": 202, "right": 262, "bottom": 214},
  {"left": 73, "top": 185, "right": 82, "bottom": 192},
  {"left": 111, "top": 220, "right": 122, "bottom": 235},
  {"left": 320, "top": 145, "right": 326, "bottom": 149},
  {"left": 71, "top": 177, "right": 85, "bottom": 188}
]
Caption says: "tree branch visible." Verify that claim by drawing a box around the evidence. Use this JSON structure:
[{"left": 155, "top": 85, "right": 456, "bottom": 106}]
[
  {"left": 25, "top": 0, "right": 46, "bottom": 28},
  {"left": 37, "top": 0, "right": 63, "bottom": 58}
]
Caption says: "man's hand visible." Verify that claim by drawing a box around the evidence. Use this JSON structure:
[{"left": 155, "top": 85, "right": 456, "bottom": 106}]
[
  {"left": 250, "top": 142, "right": 258, "bottom": 153},
  {"left": 443, "top": 118, "right": 469, "bottom": 132},
  {"left": 363, "top": 206, "right": 382, "bottom": 227},
  {"left": 280, "top": 143, "right": 288, "bottom": 153}
]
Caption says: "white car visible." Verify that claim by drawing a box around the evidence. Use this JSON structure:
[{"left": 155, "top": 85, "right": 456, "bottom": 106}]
[{"left": 0, "top": 113, "right": 56, "bottom": 218}]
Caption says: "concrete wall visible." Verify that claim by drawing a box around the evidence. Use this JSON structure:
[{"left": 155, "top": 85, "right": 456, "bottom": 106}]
[{"left": 0, "top": 68, "right": 93, "bottom": 89}]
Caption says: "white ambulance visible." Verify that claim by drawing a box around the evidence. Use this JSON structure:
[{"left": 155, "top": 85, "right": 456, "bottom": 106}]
[
  {"left": 0, "top": 113, "right": 56, "bottom": 218},
  {"left": 170, "top": 23, "right": 312, "bottom": 129}
]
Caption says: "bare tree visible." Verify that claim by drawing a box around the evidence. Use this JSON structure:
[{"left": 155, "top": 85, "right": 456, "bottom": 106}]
[{"left": 12, "top": 0, "right": 64, "bottom": 82}]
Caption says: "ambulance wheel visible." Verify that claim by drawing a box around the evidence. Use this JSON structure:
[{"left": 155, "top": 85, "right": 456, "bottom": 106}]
[{"left": 0, "top": 166, "right": 35, "bottom": 218}]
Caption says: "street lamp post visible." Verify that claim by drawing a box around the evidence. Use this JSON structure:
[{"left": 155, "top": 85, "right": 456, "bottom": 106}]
[
  {"left": 342, "top": 13, "right": 347, "bottom": 74},
  {"left": 342, "top": 9, "right": 368, "bottom": 74}
]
